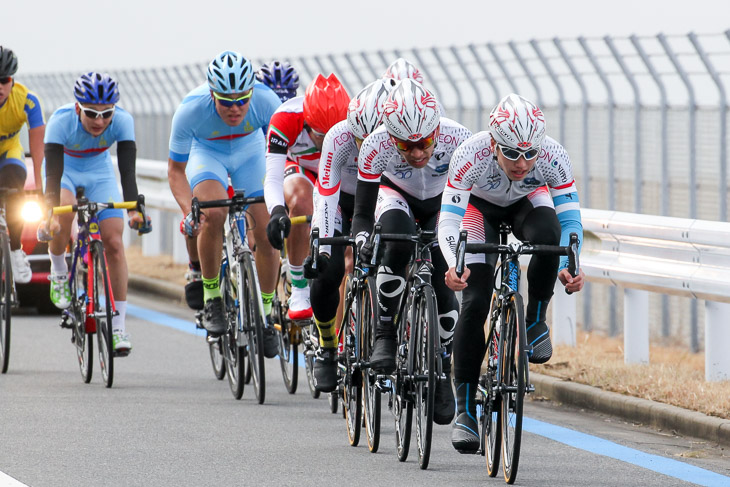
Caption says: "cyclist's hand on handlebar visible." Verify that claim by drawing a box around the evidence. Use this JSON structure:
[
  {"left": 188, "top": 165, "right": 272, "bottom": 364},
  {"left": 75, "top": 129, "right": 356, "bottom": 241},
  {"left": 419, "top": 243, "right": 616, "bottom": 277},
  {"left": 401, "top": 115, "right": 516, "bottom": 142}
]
[
  {"left": 445, "top": 266, "right": 470, "bottom": 292},
  {"left": 37, "top": 217, "right": 60, "bottom": 242},
  {"left": 303, "top": 253, "right": 330, "bottom": 279},
  {"left": 180, "top": 212, "right": 201, "bottom": 238},
  {"left": 559, "top": 267, "right": 585, "bottom": 294},
  {"left": 266, "top": 205, "right": 290, "bottom": 250},
  {"left": 128, "top": 210, "right": 152, "bottom": 235}
]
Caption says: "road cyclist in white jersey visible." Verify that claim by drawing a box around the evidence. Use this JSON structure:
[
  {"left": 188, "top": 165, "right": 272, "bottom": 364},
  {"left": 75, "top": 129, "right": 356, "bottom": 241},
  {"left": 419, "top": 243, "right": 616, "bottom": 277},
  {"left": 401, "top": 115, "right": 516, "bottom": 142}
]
[
  {"left": 351, "top": 79, "right": 473, "bottom": 426},
  {"left": 301, "top": 78, "right": 395, "bottom": 392},
  {"left": 438, "top": 93, "right": 586, "bottom": 452}
]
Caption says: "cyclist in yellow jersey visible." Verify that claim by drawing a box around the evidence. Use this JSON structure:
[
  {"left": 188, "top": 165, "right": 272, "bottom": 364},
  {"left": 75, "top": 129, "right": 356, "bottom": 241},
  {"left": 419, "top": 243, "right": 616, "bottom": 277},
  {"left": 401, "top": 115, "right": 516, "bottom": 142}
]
[{"left": 0, "top": 46, "right": 46, "bottom": 284}]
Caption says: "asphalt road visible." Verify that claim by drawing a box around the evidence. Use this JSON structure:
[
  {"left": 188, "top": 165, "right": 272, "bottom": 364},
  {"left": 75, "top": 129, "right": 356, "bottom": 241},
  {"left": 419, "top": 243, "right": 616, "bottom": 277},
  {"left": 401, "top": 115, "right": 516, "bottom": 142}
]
[{"left": 1, "top": 293, "right": 728, "bottom": 487}]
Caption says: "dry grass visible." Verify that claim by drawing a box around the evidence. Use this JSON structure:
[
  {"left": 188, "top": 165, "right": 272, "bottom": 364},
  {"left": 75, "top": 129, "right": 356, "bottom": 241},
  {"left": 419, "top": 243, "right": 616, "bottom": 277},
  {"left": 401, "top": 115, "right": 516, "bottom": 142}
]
[
  {"left": 533, "top": 330, "right": 730, "bottom": 420},
  {"left": 125, "top": 246, "right": 730, "bottom": 419}
]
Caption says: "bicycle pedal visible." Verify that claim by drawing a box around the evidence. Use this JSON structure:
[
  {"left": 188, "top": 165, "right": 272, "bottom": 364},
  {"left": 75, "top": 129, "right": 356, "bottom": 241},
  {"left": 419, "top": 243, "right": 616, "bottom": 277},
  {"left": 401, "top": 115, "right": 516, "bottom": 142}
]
[
  {"left": 59, "top": 314, "right": 73, "bottom": 329},
  {"left": 206, "top": 335, "right": 219, "bottom": 344}
]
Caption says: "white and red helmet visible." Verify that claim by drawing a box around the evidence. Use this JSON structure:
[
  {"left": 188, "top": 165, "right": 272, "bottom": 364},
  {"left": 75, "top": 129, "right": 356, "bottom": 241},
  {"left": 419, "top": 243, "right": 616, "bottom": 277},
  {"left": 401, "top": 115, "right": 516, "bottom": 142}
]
[
  {"left": 488, "top": 93, "right": 546, "bottom": 150},
  {"left": 382, "top": 79, "right": 440, "bottom": 141},
  {"left": 346, "top": 79, "right": 395, "bottom": 140},
  {"left": 382, "top": 57, "right": 424, "bottom": 84}
]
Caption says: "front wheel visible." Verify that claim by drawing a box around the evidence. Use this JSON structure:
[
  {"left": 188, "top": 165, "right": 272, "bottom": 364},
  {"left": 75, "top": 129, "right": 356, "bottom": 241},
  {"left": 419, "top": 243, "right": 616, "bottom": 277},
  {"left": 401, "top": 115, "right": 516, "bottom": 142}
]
[
  {"left": 209, "top": 337, "right": 226, "bottom": 381},
  {"left": 91, "top": 242, "right": 114, "bottom": 388},
  {"left": 501, "top": 293, "right": 527, "bottom": 484},
  {"left": 413, "top": 287, "right": 437, "bottom": 470},
  {"left": 239, "top": 253, "right": 265, "bottom": 404},
  {"left": 276, "top": 311, "right": 298, "bottom": 394},
  {"left": 221, "top": 259, "right": 244, "bottom": 399},
  {"left": 361, "top": 277, "right": 380, "bottom": 453},
  {"left": 0, "top": 237, "right": 13, "bottom": 374},
  {"left": 70, "top": 244, "right": 92, "bottom": 383}
]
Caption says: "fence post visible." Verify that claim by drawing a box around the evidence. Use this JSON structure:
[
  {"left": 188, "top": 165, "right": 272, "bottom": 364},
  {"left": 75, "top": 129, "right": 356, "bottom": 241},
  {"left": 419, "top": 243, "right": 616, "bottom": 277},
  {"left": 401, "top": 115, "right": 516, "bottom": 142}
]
[
  {"left": 431, "top": 47, "right": 464, "bottom": 123},
  {"left": 705, "top": 301, "right": 730, "bottom": 381},
  {"left": 508, "top": 41, "right": 543, "bottom": 108},
  {"left": 487, "top": 43, "right": 521, "bottom": 95},
  {"left": 450, "top": 46, "right": 484, "bottom": 132},
  {"left": 624, "top": 288, "right": 649, "bottom": 364},
  {"left": 530, "top": 40, "right": 566, "bottom": 144}
]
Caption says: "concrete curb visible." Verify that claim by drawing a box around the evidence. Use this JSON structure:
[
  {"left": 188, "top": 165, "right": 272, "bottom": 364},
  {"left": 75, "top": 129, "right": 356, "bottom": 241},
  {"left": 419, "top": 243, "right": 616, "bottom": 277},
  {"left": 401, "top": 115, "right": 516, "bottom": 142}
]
[
  {"left": 129, "top": 273, "right": 730, "bottom": 448},
  {"left": 532, "top": 373, "right": 730, "bottom": 447}
]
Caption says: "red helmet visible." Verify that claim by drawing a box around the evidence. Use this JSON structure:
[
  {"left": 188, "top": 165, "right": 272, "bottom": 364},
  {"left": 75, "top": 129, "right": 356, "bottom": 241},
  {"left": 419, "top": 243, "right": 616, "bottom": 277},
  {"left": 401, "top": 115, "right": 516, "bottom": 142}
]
[{"left": 303, "top": 73, "right": 350, "bottom": 135}]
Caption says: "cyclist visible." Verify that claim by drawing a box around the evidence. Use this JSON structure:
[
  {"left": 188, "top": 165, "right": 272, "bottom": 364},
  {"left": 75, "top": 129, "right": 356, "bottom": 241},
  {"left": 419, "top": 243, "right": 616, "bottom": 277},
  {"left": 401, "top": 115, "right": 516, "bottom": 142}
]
[
  {"left": 0, "top": 46, "right": 45, "bottom": 284},
  {"left": 168, "top": 50, "right": 282, "bottom": 358},
  {"left": 438, "top": 93, "right": 585, "bottom": 452},
  {"left": 181, "top": 60, "right": 300, "bottom": 311},
  {"left": 382, "top": 57, "right": 425, "bottom": 84},
  {"left": 351, "top": 79, "right": 472, "bottom": 425},
  {"left": 42, "top": 72, "right": 146, "bottom": 355},
  {"left": 263, "top": 73, "right": 350, "bottom": 321},
  {"left": 304, "top": 78, "right": 394, "bottom": 392}
]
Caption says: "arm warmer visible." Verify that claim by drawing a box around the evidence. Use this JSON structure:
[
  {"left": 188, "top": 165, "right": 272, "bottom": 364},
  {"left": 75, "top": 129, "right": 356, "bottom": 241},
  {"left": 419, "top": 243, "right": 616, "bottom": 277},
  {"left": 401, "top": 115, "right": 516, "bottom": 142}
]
[{"left": 117, "top": 140, "right": 139, "bottom": 202}]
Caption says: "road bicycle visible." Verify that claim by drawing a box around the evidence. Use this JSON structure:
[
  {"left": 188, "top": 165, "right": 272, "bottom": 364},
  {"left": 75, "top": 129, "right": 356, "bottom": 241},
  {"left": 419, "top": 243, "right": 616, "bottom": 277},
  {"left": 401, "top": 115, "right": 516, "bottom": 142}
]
[
  {"left": 192, "top": 191, "right": 267, "bottom": 403},
  {"left": 367, "top": 223, "right": 443, "bottom": 469},
  {"left": 54, "top": 188, "right": 150, "bottom": 388},
  {"left": 0, "top": 188, "right": 41, "bottom": 373},
  {"left": 455, "top": 224, "right": 578, "bottom": 484}
]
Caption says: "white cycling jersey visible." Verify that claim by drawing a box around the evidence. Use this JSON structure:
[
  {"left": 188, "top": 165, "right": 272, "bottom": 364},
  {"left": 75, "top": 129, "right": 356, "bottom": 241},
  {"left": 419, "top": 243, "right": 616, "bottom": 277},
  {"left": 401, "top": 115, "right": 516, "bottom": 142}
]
[
  {"left": 357, "top": 118, "right": 473, "bottom": 200},
  {"left": 439, "top": 131, "right": 582, "bottom": 268}
]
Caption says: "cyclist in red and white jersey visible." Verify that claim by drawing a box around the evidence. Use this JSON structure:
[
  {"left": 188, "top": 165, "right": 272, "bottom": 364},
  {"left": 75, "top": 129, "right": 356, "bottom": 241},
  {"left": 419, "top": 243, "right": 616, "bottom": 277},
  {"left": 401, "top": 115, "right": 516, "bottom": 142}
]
[
  {"left": 263, "top": 74, "right": 350, "bottom": 321},
  {"left": 303, "top": 78, "right": 394, "bottom": 391},
  {"left": 382, "top": 57, "right": 424, "bottom": 84},
  {"left": 438, "top": 93, "right": 585, "bottom": 452},
  {"left": 352, "top": 79, "right": 472, "bottom": 425}
]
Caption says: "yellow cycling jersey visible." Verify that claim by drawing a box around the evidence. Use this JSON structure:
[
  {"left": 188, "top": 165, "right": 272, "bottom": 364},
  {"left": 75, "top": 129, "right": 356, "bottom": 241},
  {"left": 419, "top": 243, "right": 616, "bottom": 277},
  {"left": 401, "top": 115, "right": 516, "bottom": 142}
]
[{"left": 0, "top": 81, "right": 45, "bottom": 159}]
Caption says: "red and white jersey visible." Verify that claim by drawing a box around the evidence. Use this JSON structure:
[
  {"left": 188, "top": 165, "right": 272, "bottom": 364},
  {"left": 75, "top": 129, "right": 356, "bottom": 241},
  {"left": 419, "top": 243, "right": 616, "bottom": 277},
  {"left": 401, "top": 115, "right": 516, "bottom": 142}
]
[
  {"left": 314, "top": 120, "right": 359, "bottom": 240},
  {"left": 264, "top": 96, "right": 322, "bottom": 211},
  {"left": 356, "top": 118, "right": 472, "bottom": 201}
]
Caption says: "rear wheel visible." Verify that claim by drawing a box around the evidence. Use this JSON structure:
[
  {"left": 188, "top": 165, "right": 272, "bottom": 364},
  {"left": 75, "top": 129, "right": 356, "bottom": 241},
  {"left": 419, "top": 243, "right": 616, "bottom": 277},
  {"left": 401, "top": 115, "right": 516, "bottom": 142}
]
[
  {"left": 361, "top": 277, "right": 381, "bottom": 453},
  {"left": 0, "top": 236, "right": 13, "bottom": 374},
  {"left": 395, "top": 292, "right": 413, "bottom": 462},
  {"left": 208, "top": 337, "right": 226, "bottom": 381},
  {"left": 342, "top": 275, "right": 361, "bottom": 446},
  {"left": 501, "top": 293, "right": 526, "bottom": 484},
  {"left": 276, "top": 302, "right": 298, "bottom": 394},
  {"left": 485, "top": 292, "right": 502, "bottom": 477},
  {"left": 70, "top": 246, "right": 93, "bottom": 384},
  {"left": 413, "top": 287, "right": 437, "bottom": 470},
  {"left": 303, "top": 323, "right": 320, "bottom": 399},
  {"left": 240, "top": 253, "right": 265, "bottom": 404},
  {"left": 91, "top": 242, "right": 113, "bottom": 388}
]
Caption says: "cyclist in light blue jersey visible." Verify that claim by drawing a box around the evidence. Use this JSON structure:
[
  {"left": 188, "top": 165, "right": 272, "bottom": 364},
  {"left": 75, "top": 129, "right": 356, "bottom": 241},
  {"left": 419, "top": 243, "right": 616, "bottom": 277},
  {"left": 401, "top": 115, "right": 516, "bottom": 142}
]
[
  {"left": 168, "top": 50, "right": 281, "bottom": 355},
  {"left": 43, "top": 72, "right": 147, "bottom": 355}
]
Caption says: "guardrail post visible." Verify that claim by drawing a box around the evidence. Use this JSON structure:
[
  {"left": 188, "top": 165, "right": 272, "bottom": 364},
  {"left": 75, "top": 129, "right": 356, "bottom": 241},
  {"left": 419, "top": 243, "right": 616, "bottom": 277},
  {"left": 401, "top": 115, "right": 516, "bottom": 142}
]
[
  {"left": 552, "top": 279, "right": 576, "bottom": 346},
  {"left": 624, "top": 288, "right": 649, "bottom": 364},
  {"left": 142, "top": 208, "right": 162, "bottom": 257},
  {"left": 705, "top": 301, "right": 730, "bottom": 381}
]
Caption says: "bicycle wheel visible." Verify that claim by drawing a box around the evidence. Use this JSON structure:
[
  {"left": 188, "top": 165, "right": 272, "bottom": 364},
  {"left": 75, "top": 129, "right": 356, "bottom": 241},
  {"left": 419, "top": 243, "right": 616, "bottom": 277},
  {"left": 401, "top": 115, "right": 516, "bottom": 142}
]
[
  {"left": 341, "top": 275, "right": 361, "bottom": 446},
  {"left": 239, "top": 252, "right": 266, "bottom": 404},
  {"left": 394, "top": 291, "right": 413, "bottom": 462},
  {"left": 500, "top": 293, "right": 527, "bottom": 484},
  {"left": 0, "top": 235, "right": 12, "bottom": 374},
  {"left": 361, "top": 277, "right": 380, "bottom": 453},
  {"left": 91, "top": 241, "right": 113, "bottom": 388},
  {"left": 303, "top": 323, "right": 320, "bottom": 399},
  {"left": 276, "top": 298, "right": 298, "bottom": 394},
  {"left": 208, "top": 337, "right": 226, "bottom": 380},
  {"left": 413, "top": 286, "right": 437, "bottom": 470},
  {"left": 484, "top": 292, "right": 502, "bottom": 477},
  {"left": 70, "top": 244, "right": 93, "bottom": 383},
  {"left": 221, "top": 259, "right": 244, "bottom": 400}
]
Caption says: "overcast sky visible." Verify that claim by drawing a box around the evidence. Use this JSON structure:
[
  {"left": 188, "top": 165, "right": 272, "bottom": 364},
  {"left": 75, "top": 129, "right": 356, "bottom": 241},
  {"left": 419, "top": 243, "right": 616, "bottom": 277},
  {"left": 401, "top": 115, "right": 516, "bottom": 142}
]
[{"left": 4, "top": 0, "right": 729, "bottom": 74}]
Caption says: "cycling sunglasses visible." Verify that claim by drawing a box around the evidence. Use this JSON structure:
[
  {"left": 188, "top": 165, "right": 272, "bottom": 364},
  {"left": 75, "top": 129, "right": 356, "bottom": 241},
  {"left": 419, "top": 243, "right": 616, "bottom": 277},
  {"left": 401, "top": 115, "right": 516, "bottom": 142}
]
[
  {"left": 0, "top": 76, "right": 12, "bottom": 85},
  {"left": 498, "top": 144, "right": 540, "bottom": 161},
  {"left": 391, "top": 130, "right": 437, "bottom": 152},
  {"left": 213, "top": 90, "right": 252, "bottom": 108},
  {"left": 79, "top": 104, "right": 115, "bottom": 119}
]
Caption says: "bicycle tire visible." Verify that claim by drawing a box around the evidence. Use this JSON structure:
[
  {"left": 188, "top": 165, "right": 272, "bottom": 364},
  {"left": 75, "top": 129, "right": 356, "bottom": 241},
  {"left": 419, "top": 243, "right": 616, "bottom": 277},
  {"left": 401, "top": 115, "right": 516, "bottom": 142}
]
[
  {"left": 0, "top": 234, "right": 12, "bottom": 374},
  {"left": 275, "top": 263, "right": 298, "bottom": 393},
  {"left": 70, "top": 243, "right": 93, "bottom": 383},
  {"left": 394, "top": 285, "right": 413, "bottom": 462},
  {"left": 413, "top": 286, "right": 437, "bottom": 470},
  {"left": 303, "top": 323, "right": 320, "bottom": 399},
  {"left": 0, "top": 232, "right": 13, "bottom": 374},
  {"left": 341, "top": 275, "right": 361, "bottom": 446},
  {"left": 240, "top": 252, "right": 266, "bottom": 404},
  {"left": 91, "top": 241, "right": 113, "bottom": 388},
  {"left": 361, "top": 277, "right": 380, "bottom": 453},
  {"left": 501, "top": 293, "right": 526, "bottom": 484},
  {"left": 208, "top": 337, "right": 226, "bottom": 381},
  {"left": 484, "top": 291, "right": 501, "bottom": 477},
  {"left": 221, "top": 258, "right": 244, "bottom": 400}
]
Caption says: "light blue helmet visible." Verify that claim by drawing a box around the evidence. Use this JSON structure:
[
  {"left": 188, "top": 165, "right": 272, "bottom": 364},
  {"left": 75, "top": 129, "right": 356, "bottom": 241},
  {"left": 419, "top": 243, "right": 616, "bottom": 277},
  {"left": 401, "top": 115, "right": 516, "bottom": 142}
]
[{"left": 206, "top": 50, "right": 255, "bottom": 94}]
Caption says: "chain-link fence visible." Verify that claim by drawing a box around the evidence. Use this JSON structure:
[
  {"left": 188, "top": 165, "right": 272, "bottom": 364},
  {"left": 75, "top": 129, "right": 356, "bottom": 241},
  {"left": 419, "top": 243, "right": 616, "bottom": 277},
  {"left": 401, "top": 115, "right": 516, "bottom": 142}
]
[{"left": 16, "top": 31, "right": 730, "bottom": 351}]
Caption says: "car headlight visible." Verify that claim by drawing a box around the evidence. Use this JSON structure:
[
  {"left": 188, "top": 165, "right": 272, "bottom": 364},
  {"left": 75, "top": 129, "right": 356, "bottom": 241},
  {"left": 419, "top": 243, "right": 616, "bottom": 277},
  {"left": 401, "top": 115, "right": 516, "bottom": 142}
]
[{"left": 21, "top": 200, "right": 43, "bottom": 222}]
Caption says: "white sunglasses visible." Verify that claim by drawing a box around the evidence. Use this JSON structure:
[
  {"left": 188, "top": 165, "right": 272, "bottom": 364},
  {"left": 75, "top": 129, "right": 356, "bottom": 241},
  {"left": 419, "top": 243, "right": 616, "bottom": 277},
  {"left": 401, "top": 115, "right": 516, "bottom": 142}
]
[{"left": 78, "top": 104, "right": 115, "bottom": 119}]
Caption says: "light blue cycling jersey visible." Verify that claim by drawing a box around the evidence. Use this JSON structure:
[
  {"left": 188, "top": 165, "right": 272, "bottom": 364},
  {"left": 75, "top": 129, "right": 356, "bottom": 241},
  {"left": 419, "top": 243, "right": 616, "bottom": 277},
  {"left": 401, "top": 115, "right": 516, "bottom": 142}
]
[
  {"left": 168, "top": 82, "right": 281, "bottom": 194},
  {"left": 44, "top": 103, "right": 135, "bottom": 220}
]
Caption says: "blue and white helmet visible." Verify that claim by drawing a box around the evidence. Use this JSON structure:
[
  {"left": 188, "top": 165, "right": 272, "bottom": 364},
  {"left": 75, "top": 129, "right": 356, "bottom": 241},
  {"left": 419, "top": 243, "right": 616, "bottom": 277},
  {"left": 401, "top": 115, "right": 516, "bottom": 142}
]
[
  {"left": 207, "top": 50, "right": 255, "bottom": 94},
  {"left": 73, "top": 72, "right": 120, "bottom": 104},
  {"left": 346, "top": 79, "right": 395, "bottom": 140}
]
